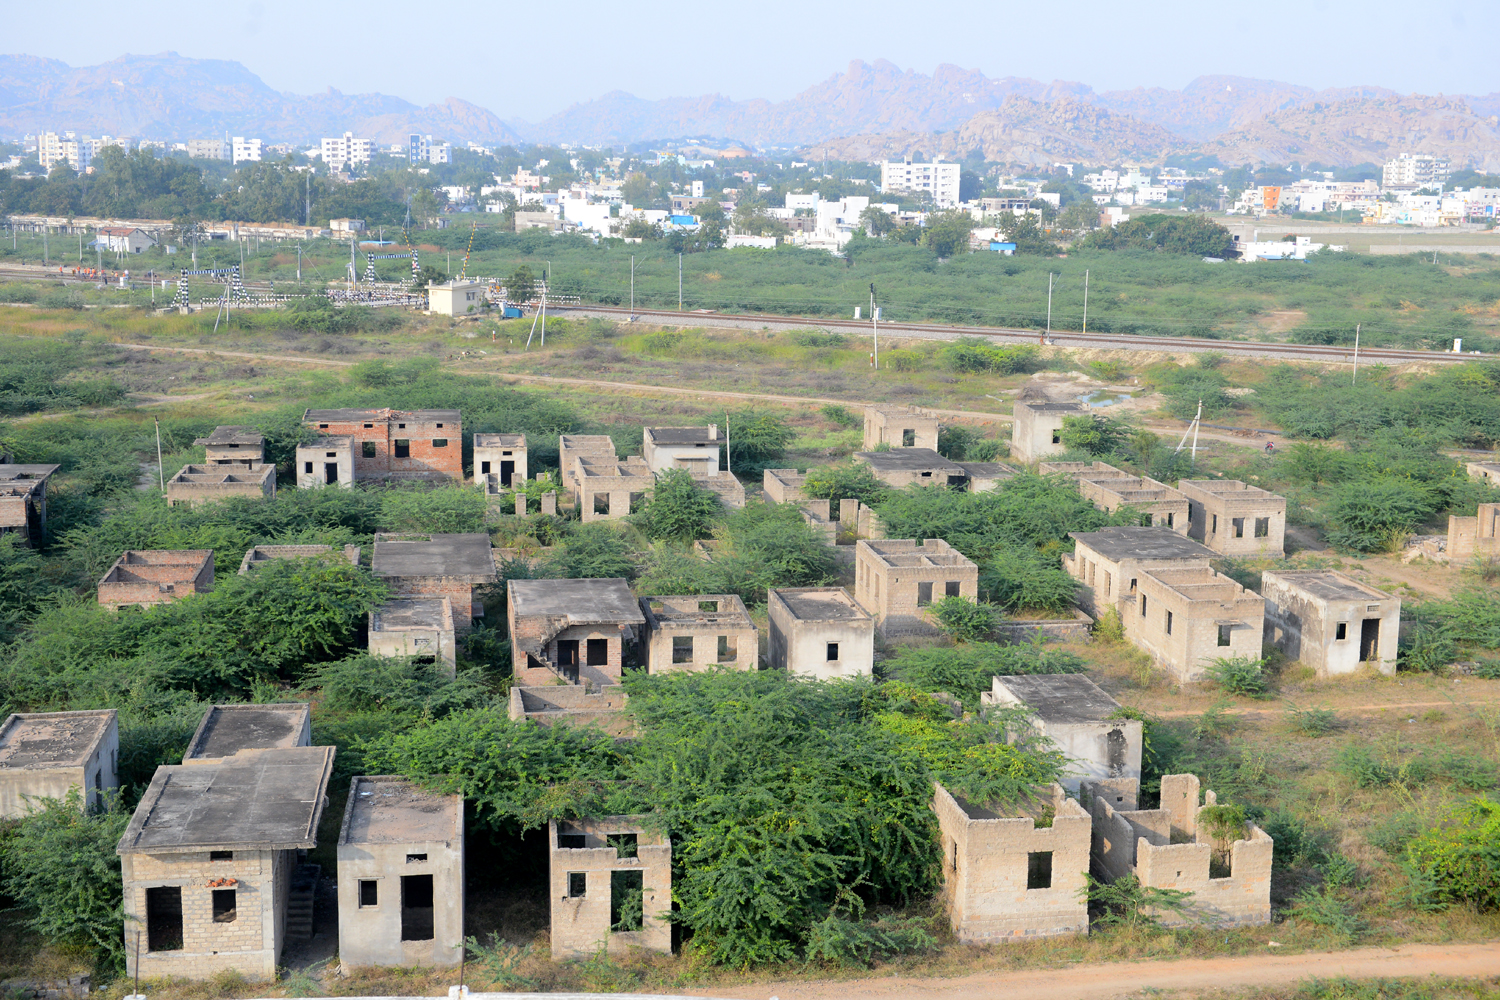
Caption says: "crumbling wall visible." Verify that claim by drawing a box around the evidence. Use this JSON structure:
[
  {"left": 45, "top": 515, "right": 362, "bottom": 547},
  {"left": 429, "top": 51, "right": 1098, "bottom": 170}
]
[{"left": 548, "top": 817, "right": 671, "bottom": 960}]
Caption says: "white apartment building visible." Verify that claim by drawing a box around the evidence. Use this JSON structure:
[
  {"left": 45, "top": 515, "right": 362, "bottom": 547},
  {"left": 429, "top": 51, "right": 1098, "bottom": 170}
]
[
  {"left": 232, "top": 137, "right": 263, "bottom": 164},
  {"left": 38, "top": 132, "right": 92, "bottom": 172},
  {"left": 407, "top": 134, "right": 452, "bottom": 165},
  {"left": 879, "top": 158, "right": 962, "bottom": 207},
  {"left": 322, "top": 132, "right": 374, "bottom": 171},
  {"left": 186, "top": 138, "right": 230, "bottom": 161},
  {"left": 1382, "top": 153, "right": 1450, "bottom": 190}
]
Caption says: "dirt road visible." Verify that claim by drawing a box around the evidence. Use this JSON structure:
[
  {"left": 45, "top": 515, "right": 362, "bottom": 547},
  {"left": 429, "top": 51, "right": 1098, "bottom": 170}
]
[{"left": 692, "top": 942, "right": 1499, "bottom": 1000}]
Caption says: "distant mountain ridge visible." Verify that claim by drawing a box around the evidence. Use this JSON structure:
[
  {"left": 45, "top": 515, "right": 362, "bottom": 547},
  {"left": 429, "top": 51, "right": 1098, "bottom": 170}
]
[{"left": 0, "top": 52, "right": 520, "bottom": 146}]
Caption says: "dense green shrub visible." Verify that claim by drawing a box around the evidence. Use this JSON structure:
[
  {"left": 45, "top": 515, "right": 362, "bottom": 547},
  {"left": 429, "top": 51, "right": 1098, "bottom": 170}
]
[
  {"left": 1403, "top": 797, "right": 1500, "bottom": 910},
  {"left": 633, "top": 468, "right": 721, "bottom": 542},
  {"left": 978, "top": 550, "right": 1077, "bottom": 613},
  {"left": 801, "top": 462, "right": 889, "bottom": 510},
  {"left": 1204, "top": 656, "right": 1270, "bottom": 697},
  {"left": 882, "top": 642, "right": 1087, "bottom": 710},
  {"left": 928, "top": 596, "right": 1001, "bottom": 642}
]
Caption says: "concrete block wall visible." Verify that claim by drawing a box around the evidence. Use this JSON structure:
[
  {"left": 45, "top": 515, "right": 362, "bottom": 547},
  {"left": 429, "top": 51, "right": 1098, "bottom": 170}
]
[
  {"left": 934, "top": 783, "right": 1090, "bottom": 942},
  {"left": 548, "top": 817, "right": 671, "bottom": 960},
  {"left": 165, "top": 465, "right": 276, "bottom": 507},
  {"left": 863, "top": 405, "right": 939, "bottom": 451},
  {"left": 305, "top": 413, "right": 462, "bottom": 482},
  {"left": 509, "top": 686, "right": 632, "bottom": 735},
  {"left": 853, "top": 539, "right": 978, "bottom": 619},
  {"left": 641, "top": 595, "right": 758, "bottom": 673},
  {"left": 1179, "top": 480, "right": 1287, "bottom": 558},
  {"left": 1126, "top": 567, "right": 1264, "bottom": 682},
  {"left": 1261, "top": 571, "right": 1401, "bottom": 677},
  {"left": 97, "top": 551, "right": 214, "bottom": 609},
  {"left": 513, "top": 624, "right": 631, "bottom": 687},
  {"left": 762, "top": 469, "right": 806, "bottom": 503},
  {"left": 1446, "top": 503, "right": 1499, "bottom": 559},
  {"left": 296, "top": 440, "right": 355, "bottom": 489},
  {"left": 1010, "top": 403, "right": 1081, "bottom": 465},
  {"left": 766, "top": 588, "right": 875, "bottom": 680}
]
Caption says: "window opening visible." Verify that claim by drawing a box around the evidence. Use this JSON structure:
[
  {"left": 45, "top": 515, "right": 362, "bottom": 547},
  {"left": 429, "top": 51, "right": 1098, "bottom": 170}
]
[
  {"left": 359, "top": 880, "right": 378, "bottom": 907},
  {"left": 945, "top": 580, "right": 961, "bottom": 597},
  {"left": 400, "top": 874, "right": 435, "bottom": 941},
  {"left": 145, "top": 886, "right": 183, "bottom": 951},
  {"left": 607, "top": 833, "right": 638, "bottom": 858},
  {"left": 901, "top": 429, "right": 916, "bottom": 447},
  {"left": 567, "top": 872, "right": 587, "bottom": 897},
  {"left": 698, "top": 600, "right": 718, "bottom": 612},
  {"left": 1335, "top": 622, "right": 1347, "bottom": 640},
  {"left": 558, "top": 833, "right": 586, "bottom": 849},
  {"left": 1027, "top": 851, "right": 1053, "bottom": 890},
  {"left": 212, "top": 889, "right": 236, "bottom": 923},
  {"left": 406, "top": 853, "right": 427, "bottom": 863},
  {"left": 1360, "top": 618, "right": 1380, "bottom": 661},
  {"left": 324, "top": 463, "right": 338, "bottom": 484},
  {"left": 717, "top": 635, "right": 737, "bottom": 662},
  {"left": 432, "top": 438, "right": 448, "bottom": 448},
  {"left": 481, "top": 460, "right": 491, "bottom": 474},
  {"left": 304, "top": 461, "right": 313, "bottom": 474},
  {"left": 1167, "top": 512, "right": 1175, "bottom": 528},
  {"left": 1254, "top": 517, "right": 1270, "bottom": 538},
  {"left": 672, "top": 636, "right": 694, "bottom": 663},
  {"left": 586, "top": 638, "right": 608, "bottom": 666},
  {"left": 1217, "top": 624, "right": 1232, "bottom": 646},
  {"left": 917, "top": 581, "right": 933, "bottom": 606},
  {"left": 610, "top": 870, "right": 644, "bottom": 932},
  {"left": 826, "top": 642, "right": 839, "bottom": 661},
  {"left": 1166, "top": 610, "right": 1173, "bottom": 635},
  {"left": 362, "top": 441, "right": 377, "bottom": 458},
  {"left": 1140, "top": 594, "right": 1147, "bottom": 616},
  {"left": 500, "top": 460, "right": 514, "bottom": 486},
  {"left": 394, "top": 439, "right": 410, "bottom": 459},
  {"left": 210, "top": 850, "right": 233, "bottom": 861},
  {"left": 593, "top": 494, "right": 610, "bottom": 515},
  {"left": 1232, "top": 517, "right": 1245, "bottom": 538},
  {"left": 1211, "top": 513, "right": 1218, "bottom": 533}
]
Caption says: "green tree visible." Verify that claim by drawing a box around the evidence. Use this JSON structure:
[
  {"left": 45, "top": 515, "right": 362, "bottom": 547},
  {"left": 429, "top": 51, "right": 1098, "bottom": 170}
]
[
  {"left": 727, "top": 409, "right": 795, "bottom": 471},
  {"left": 634, "top": 468, "right": 721, "bottom": 541},
  {"left": 1404, "top": 797, "right": 1500, "bottom": 910},
  {"left": 505, "top": 264, "right": 536, "bottom": 301},
  {"left": 802, "top": 462, "right": 890, "bottom": 511},
  {"left": 1058, "top": 201, "right": 1099, "bottom": 234},
  {"left": 859, "top": 205, "right": 896, "bottom": 236},
  {"left": 546, "top": 522, "right": 640, "bottom": 580},
  {"left": 923, "top": 211, "right": 976, "bottom": 258},
  {"left": 929, "top": 596, "right": 1001, "bottom": 642},
  {"left": 1059, "top": 414, "right": 1127, "bottom": 456},
  {"left": 998, "top": 213, "right": 1061, "bottom": 255},
  {"left": 1082, "top": 214, "right": 1233, "bottom": 257},
  {"left": 1326, "top": 479, "right": 1438, "bottom": 553},
  {"left": 622, "top": 217, "right": 663, "bottom": 240},
  {"left": 978, "top": 550, "right": 1078, "bottom": 614}
]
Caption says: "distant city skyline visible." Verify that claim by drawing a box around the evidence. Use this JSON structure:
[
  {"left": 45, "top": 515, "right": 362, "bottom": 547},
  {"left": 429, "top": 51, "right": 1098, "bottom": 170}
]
[{"left": 3, "top": 0, "right": 1496, "bottom": 123}]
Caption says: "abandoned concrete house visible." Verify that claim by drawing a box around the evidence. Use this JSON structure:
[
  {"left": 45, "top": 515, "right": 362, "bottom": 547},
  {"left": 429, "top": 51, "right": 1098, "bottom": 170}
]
[
  {"left": 1063, "top": 526, "right": 1216, "bottom": 620},
  {"left": 863, "top": 404, "right": 939, "bottom": 451},
  {"left": 1448, "top": 502, "right": 1500, "bottom": 560},
  {"left": 549, "top": 816, "right": 672, "bottom": 960},
  {"left": 97, "top": 550, "right": 214, "bottom": 609},
  {"left": 117, "top": 745, "right": 336, "bottom": 980},
  {"left": 559, "top": 434, "right": 618, "bottom": 493},
  {"left": 296, "top": 436, "right": 354, "bottom": 489},
  {"left": 957, "top": 461, "right": 1018, "bottom": 493},
  {"left": 302, "top": 408, "right": 462, "bottom": 483},
  {"left": 369, "top": 599, "right": 457, "bottom": 675},
  {"left": 1179, "top": 479, "right": 1287, "bottom": 558},
  {"left": 639, "top": 594, "right": 758, "bottom": 672},
  {"left": 856, "top": 448, "right": 968, "bottom": 489},
  {"left": 166, "top": 463, "right": 277, "bottom": 507},
  {"left": 767, "top": 587, "right": 875, "bottom": 680},
  {"left": 933, "top": 782, "right": 1091, "bottom": 942},
  {"left": 0, "top": 710, "right": 118, "bottom": 817},
  {"left": 1040, "top": 461, "right": 1188, "bottom": 531},
  {"left": 1467, "top": 461, "right": 1500, "bottom": 484},
  {"left": 508, "top": 578, "right": 646, "bottom": 686},
  {"left": 370, "top": 532, "right": 497, "bottom": 629},
  {"left": 643, "top": 425, "right": 721, "bottom": 476},
  {"left": 508, "top": 685, "right": 632, "bottom": 735},
  {"left": 574, "top": 454, "right": 654, "bottom": 522},
  {"left": 853, "top": 539, "right": 978, "bottom": 636},
  {"left": 237, "top": 544, "right": 361, "bottom": 575},
  {"left": 1128, "top": 566, "right": 1266, "bottom": 682},
  {"left": 183, "top": 703, "right": 312, "bottom": 763},
  {"left": 0, "top": 463, "right": 59, "bottom": 547},
  {"left": 337, "top": 776, "right": 464, "bottom": 969},
  {"left": 474, "top": 434, "right": 527, "bottom": 491},
  {"left": 193, "top": 427, "right": 265, "bottom": 467},
  {"left": 1010, "top": 401, "right": 1083, "bottom": 465},
  {"left": 762, "top": 468, "right": 807, "bottom": 504},
  {"left": 1261, "top": 571, "right": 1401, "bottom": 677},
  {"left": 982, "top": 676, "right": 1141, "bottom": 793},
  {"left": 1083, "top": 773, "right": 1272, "bottom": 928}
]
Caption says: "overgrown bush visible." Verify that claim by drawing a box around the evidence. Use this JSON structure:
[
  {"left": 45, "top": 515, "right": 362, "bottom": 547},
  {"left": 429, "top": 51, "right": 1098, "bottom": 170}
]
[
  {"left": 928, "top": 595, "right": 1001, "bottom": 642},
  {"left": 978, "top": 550, "right": 1077, "bottom": 613},
  {"left": 1204, "top": 656, "right": 1271, "bottom": 698}
]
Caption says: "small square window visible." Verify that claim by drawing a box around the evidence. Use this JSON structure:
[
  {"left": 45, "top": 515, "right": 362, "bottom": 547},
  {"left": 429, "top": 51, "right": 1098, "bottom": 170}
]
[
  {"left": 325, "top": 452, "right": 336, "bottom": 458},
  {"left": 398, "top": 423, "right": 406, "bottom": 429},
  {"left": 394, "top": 439, "right": 410, "bottom": 458},
  {"left": 436, "top": 423, "right": 443, "bottom": 428},
  {"left": 826, "top": 642, "right": 839, "bottom": 661},
  {"left": 362, "top": 441, "right": 377, "bottom": 458},
  {"left": 1027, "top": 851, "right": 1053, "bottom": 890},
  {"left": 1336, "top": 622, "right": 1348, "bottom": 640},
  {"left": 567, "top": 872, "right": 587, "bottom": 898},
  {"left": 359, "top": 880, "right": 378, "bottom": 907},
  {"left": 319, "top": 423, "right": 329, "bottom": 429},
  {"left": 363, "top": 423, "right": 373, "bottom": 428},
  {"left": 672, "top": 635, "right": 694, "bottom": 663},
  {"left": 303, "top": 461, "right": 313, "bottom": 474},
  {"left": 212, "top": 889, "right": 236, "bottom": 923}
]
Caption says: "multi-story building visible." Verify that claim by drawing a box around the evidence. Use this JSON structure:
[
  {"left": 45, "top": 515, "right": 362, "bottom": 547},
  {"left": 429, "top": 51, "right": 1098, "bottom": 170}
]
[
  {"left": 879, "top": 157, "right": 961, "bottom": 207},
  {"left": 232, "top": 137, "right": 262, "bottom": 164},
  {"left": 1382, "top": 153, "right": 1450, "bottom": 191},
  {"left": 321, "top": 132, "right": 374, "bottom": 172},
  {"left": 38, "top": 132, "right": 90, "bottom": 173},
  {"left": 186, "top": 138, "right": 230, "bottom": 161},
  {"left": 406, "top": 134, "right": 451, "bottom": 165}
]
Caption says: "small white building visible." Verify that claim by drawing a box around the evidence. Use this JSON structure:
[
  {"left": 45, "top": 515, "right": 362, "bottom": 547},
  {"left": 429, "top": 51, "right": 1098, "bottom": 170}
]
[
  {"left": 96, "top": 227, "right": 157, "bottom": 254},
  {"left": 428, "top": 280, "right": 486, "bottom": 317}
]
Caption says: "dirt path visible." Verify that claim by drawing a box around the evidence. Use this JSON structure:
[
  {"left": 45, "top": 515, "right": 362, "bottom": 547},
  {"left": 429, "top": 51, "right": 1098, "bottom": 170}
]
[
  {"left": 113, "top": 342, "right": 352, "bottom": 367},
  {"left": 693, "top": 942, "right": 1499, "bottom": 1000},
  {"left": 1154, "top": 698, "right": 1498, "bottom": 718}
]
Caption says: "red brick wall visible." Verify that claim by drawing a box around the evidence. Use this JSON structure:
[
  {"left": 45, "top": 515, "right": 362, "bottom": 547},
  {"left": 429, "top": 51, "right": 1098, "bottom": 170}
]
[{"left": 307, "top": 416, "right": 462, "bottom": 481}]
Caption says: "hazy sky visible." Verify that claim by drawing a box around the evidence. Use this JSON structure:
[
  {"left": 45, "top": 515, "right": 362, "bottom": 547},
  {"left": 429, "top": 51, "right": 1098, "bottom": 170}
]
[{"left": 7, "top": 0, "right": 1495, "bottom": 120}]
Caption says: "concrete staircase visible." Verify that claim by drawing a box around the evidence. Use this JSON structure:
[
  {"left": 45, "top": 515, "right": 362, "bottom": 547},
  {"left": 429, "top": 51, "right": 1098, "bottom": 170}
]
[{"left": 285, "top": 863, "right": 320, "bottom": 942}]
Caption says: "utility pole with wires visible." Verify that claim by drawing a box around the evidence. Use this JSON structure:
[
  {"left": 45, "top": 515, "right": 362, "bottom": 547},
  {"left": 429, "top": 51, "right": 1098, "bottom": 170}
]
[
  {"left": 1174, "top": 399, "right": 1203, "bottom": 461},
  {"left": 678, "top": 253, "right": 683, "bottom": 311},
  {"left": 869, "top": 283, "right": 878, "bottom": 369},
  {"left": 155, "top": 419, "right": 166, "bottom": 493},
  {"left": 1082, "top": 269, "right": 1089, "bottom": 333},
  {"left": 1352, "top": 323, "right": 1360, "bottom": 385},
  {"left": 1046, "top": 272, "right": 1054, "bottom": 339},
  {"left": 724, "top": 412, "right": 731, "bottom": 474},
  {"left": 630, "top": 255, "right": 636, "bottom": 320}
]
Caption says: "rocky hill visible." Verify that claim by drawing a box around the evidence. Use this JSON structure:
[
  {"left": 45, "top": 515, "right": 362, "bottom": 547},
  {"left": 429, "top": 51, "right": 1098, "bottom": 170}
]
[{"left": 0, "top": 52, "right": 520, "bottom": 146}]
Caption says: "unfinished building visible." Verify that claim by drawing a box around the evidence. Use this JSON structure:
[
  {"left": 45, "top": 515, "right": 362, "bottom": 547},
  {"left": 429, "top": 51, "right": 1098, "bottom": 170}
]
[
  {"left": 302, "top": 408, "right": 462, "bottom": 483},
  {"left": 855, "top": 448, "right": 967, "bottom": 489},
  {"left": 166, "top": 464, "right": 276, "bottom": 507},
  {"left": 767, "top": 587, "right": 874, "bottom": 680},
  {"left": 643, "top": 425, "right": 722, "bottom": 476},
  {"left": 548, "top": 816, "right": 672, "bottom": 960},
  {"left": 639, "top": 594, "right": 758, "bottom": 672},
  {"left": 957, "top": 461, "right": 1018, "bottom": 493},
  {"left": 863, "top": 404, "right": 939, "bottom": 451},
  {"left": 237, "top": 544, "right": 361, "bottom": 575},
  {"left": 1179, "top": 479, "right": 1286, "bottom": 558},
  {"left": 1448, "top": 502, "right": 1500, "bottom": 560},
  {"left": 574, "top": 455, "right": 654, "bottom": 522},
  {"left": 370, "top": 532, "right": 497, "bottom": 629},
  {"left": 1261, "top": 571, "right": 1401, "bottom": 677},
  {"left": 1467, "top": 461, "right": 1500, "bottom": 485},
  {"left": 559, "top": 434, "right": 618, "bottom": 493},
  {"left": 1041, "top": 461, "right": 1188, "bottom": 531},
  {"left": 853, "top": 539, "right": 978, "bottom": 636},
  {"left": 296, "top": 436, "right": 354, "bottom": 489},
  {"left": 1010, "top": 401, "right": 1082, "bottom": 465},
  {"left": 1128, "top": 567, "right": 1265, "bottom": 681},
  {"left": 0, "top": 463, "right": 60, "bottom": 547},
  {"left": 193, "top": 427, "right": 265, "bottom": 467},
  {"left": 1084, "top": 773, "right": 1272, "bottom": 928},
  {"left": 336, "top": 776, "right": 464, "bottom": 969},
  {"left": 762, "top": 468, "right": 807, "bottom": 504},
  {"left": 981, "top": 676, "right": 1141, "bottom": 793},
  {"left": 933, "top": 782, "right": 1090, "bottom": 943},
  {"left": 474, "top": 434, "right": 527, "bottom": 491},
  {"left": 0, "top": 710, "right": 119, "bottom": 816},
  {"left": 369, "top": 599, "right": 457, "bottom": 675},
  {"left": 1063, "top": 527, "right": 1216, "bottom": 619},
  {"left": 508, "top": 686, "right": 632, "bottom": 736},
  {"left": 118, "top": 745, "right": 336, "bottom": 980},
  {"left": 183, "top": 703, "right": 312, "bottom": 762},
  {"left": 508, "top": 578, "right": 646, "bottom": 686},
  {"left": 97, "top": 550, "right": 214, "bottom": 609}
]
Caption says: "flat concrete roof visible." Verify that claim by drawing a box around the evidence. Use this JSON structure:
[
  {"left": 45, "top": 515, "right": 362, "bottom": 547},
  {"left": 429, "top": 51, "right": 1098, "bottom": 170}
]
[
  {"left": 993, "top": 675, "right": 1122, "bottom": 724},
  {"left": 855, "top": 448, "right": 965, "bottom": 473},
  {"left": 193, "top": 426, "right": 263, "bottom": 447},
  {"left": 372, "top": 597, "right": 455, "bottom": 632},
  {"left": 646, "top": 426, "right": 718, "bottom": 445},
  {"left": 957, "top": 462, "right": 1018, "bottom": 479},
  {"left": 304, "top": 408, "right": 461, "bottom": 422},
  {"left": 1017, "top": 401, "right": 1084, "bottom": 413},
  {"left": 0, "top": 710, "right": 115, "bottom": 769},
  {"left": 1070, "top": 526, "right": 1216, "bottom": 562},
  {"left": 509, "top": 578, "right": 645, "bottom": 623},
  {"left": 339, "top": 775, "right": 460, "bottom": 846},
  {"left": 184, "top": 704, "right": 311, "bottom": 761},
  {"left": 117, "top": 746, "right": 335, "bottom": 855},
  {"left": 641, "top": 594, "right": 753, "bottom": 629},
  {"left": 300, "top": 435, "right": 354, "bottom": 449},
  {"left": 0, "top": 464, "right": 61, "bottom": 483},
  {"left": 474, "top": 433, "right": 526, "bottom": 447},
  {"left": 239, "top": 544, "right": 360, "bottom": 575},
  {"left": 371, "top": 533, "right": 497, "bottom": 581},
  {"left": 772, "top": 587, "right": 871, "bottom": 622},
  {"left": 1264, "top": 570, "right": 1393, "bottom": 604}
]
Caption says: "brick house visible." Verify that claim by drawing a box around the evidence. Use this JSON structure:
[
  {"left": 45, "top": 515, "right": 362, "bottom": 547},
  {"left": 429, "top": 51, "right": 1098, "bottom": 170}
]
[
  {"left": 370, "top": 533, "right": 497, "bottom": 630},
  {"left": 97, "top": 550, "right": 214, "bottom": 609},
  {"left": 301, "top": 409, "right": 462, "bottom": 483},
  {"left": 507, "top": 578, "right": 645, "bottom": 686}
]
